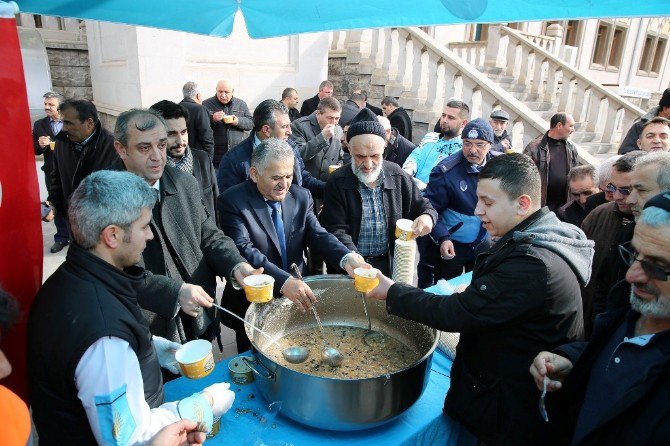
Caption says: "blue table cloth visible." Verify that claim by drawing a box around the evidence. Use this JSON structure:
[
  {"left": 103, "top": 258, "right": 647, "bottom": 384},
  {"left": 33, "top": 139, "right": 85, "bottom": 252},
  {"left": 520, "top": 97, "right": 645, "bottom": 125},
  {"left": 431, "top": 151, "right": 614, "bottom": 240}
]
[
  {"left": 165, "top": 349, "right": 475, "bottom": 445},
  {"left": 165, "top": 272, "right": 476, "bottom": 445}
]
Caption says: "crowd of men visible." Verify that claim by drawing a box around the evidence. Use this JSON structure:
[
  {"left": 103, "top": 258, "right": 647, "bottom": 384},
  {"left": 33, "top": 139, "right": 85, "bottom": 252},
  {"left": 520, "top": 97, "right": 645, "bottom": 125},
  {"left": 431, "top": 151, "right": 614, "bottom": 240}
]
[{"left": 21, "top": 80, "right": 670, "bottom": 444}]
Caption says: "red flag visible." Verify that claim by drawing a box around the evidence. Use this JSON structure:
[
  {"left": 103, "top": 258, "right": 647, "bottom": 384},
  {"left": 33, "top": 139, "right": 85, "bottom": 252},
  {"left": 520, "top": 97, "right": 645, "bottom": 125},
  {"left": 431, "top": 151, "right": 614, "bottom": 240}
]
[{"left": 0, "top": 15, "right": 44, "bottom": 401}]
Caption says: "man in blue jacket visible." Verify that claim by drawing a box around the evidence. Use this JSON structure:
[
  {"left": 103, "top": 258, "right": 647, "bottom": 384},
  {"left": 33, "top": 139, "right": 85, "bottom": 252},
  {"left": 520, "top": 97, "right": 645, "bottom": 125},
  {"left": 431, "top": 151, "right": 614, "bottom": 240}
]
[
  {"left": 216, "top": 100, "right": 324, "bottom": 201},
  {"left": 421, "top": 118, "right": 501, "bottom": 285}
]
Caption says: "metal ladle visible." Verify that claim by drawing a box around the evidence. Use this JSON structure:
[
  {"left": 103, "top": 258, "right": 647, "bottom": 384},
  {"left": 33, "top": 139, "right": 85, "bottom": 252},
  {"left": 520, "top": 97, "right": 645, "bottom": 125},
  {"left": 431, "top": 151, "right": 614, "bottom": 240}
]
[
  {"left": 290, "top": 264, "right": 343, "bottom": 367},
  {"left": 360, "top": 291, "right": 385, "bottom": 347},
  {"left": 211, "top": 302, "right": 309, "bottom": 364}
]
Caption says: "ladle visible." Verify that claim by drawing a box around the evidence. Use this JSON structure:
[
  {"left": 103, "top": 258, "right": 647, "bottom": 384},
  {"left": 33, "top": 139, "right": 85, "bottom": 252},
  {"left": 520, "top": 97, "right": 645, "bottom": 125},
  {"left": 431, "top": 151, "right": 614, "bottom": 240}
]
[
  {"left": 359, "top": 291, "right": 385, "bottom": 347},
  {"left": 290, "top": 264, "right": 343, "bottom": 367},
  {"left": 211, "top": 302, "right": 309, "bottom": 364}
]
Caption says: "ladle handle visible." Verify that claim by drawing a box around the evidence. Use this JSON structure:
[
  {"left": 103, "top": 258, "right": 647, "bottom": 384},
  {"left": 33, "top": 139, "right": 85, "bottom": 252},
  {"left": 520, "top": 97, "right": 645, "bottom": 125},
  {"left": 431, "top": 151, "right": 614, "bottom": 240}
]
[
  {"left": 361, "top": 292, "right": 373, "bottom": 332},
  {"left": 291, "top": 263, "right": 327, "bottom": 349},
  {"left": 211, "top": 302, "right": 281, "bottom": 349}
]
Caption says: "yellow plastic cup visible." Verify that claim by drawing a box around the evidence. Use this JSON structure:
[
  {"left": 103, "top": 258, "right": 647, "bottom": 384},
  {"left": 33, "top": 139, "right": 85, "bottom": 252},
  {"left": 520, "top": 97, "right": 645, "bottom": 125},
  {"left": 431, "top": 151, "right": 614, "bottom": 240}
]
[
  {"left": 328, "top": 164, "right": 340, "bottom": 174},
  {"left": 243, "top": 274, "right": 275, "bottom": 303},
  {"left": 175, "top": 339, "right": 215, "bottom": 379},
  {"left": 354, "top": 267, "right": 380, "bottom": 292},
  {"left": 223, "top": 114, "right": 234, "bottom": 124},
  {"left": 394, "top": 218, "right": 415, "bottom": 241},
  {"left": 49, "top": 141, "right": 56, "bottom": 150}
]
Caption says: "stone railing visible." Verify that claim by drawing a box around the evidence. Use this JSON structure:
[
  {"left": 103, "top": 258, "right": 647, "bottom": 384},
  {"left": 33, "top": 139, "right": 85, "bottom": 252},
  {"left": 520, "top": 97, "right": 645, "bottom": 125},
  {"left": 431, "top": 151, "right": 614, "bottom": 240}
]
[
  {"left": 497, "top": 26, "right": 645, "bottom": 145},
  {"left": 447, "top": 41, "right": 486, "bottom": 67},
  {"left": 517, "top": 30, "right": 557, "bottom": 54},
  {"left": 329, "top": 27, "right": 600, "bottom": 165}
]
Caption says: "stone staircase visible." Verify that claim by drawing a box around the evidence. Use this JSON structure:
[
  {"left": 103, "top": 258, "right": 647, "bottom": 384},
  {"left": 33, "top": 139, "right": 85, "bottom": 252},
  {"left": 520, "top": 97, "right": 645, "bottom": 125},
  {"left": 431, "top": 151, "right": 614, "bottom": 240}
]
[{"left": 329, "top": 26, "right": 647, "bottom": 165}]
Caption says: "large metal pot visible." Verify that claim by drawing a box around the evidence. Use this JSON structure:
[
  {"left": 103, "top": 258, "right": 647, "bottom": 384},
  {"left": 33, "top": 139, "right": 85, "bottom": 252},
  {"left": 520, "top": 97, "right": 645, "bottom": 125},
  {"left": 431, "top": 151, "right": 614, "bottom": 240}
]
[{"left": 244, "top": 274, "right": 438, "bottom": 431}]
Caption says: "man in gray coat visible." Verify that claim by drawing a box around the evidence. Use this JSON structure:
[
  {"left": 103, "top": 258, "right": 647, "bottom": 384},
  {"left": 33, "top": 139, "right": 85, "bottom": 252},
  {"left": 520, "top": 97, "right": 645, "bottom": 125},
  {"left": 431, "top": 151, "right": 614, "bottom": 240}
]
[
  {"left": 290, "top": 96, "right": 344, "bottom": 181},
  {"left": 113, "top": 108, "right": 260, "bottom": 349}
]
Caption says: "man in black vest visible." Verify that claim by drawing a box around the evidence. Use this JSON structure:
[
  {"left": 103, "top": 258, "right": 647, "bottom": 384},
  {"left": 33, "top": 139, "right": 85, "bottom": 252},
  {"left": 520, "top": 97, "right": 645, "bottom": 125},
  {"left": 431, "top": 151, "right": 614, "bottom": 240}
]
[{"left": 28, "top": 170, "right": 235, "bottom": 444}]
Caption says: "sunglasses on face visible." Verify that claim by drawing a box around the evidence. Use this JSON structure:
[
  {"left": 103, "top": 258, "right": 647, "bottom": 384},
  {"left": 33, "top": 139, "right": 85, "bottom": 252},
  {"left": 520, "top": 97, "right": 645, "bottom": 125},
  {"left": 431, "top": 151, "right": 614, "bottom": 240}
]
[
  {"left": 619, "top": 242, "right": 670, "bottom": 281},
  {"left": 606, "top": 183, "right": 632, "bottom": 196}
]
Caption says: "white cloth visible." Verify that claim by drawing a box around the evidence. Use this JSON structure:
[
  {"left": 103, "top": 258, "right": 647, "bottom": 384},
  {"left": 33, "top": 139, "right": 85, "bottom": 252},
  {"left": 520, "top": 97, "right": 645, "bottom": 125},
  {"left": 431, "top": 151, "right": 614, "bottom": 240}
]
[
  {"left": 152, "top": 336, "right": 182, "bottom": 375},
  {"left": 75, "top": 337, "right": 181, "bottom": 445}
]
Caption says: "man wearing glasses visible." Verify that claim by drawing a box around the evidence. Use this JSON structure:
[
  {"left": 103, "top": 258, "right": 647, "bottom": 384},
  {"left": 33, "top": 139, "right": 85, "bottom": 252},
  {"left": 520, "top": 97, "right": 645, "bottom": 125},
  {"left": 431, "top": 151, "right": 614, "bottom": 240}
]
[
  {"left": 581, "top": 152, "right": 645, "bottom": 335},
  {"left": 557, "top": 165, "right": 600, "bottom": 227},
  {"left": 530, "top": 191, "right": 670, "bottom": 446},
  {"left": 592, "top": 152, "right": 670, "bottom": 317}
]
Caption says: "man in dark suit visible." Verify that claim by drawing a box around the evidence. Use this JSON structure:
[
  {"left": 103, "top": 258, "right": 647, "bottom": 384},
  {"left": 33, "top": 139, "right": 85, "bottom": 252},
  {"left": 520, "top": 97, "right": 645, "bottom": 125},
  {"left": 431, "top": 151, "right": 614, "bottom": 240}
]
[
  {"left": 113, "top": 108, "right": 260, "bottom": 349},
  {"left": 179, "top": 81, "right": 214, "bottom": 158},
  {"left": 49, "top": 99, "right": 120, "bottom": 253},
  {"left": 299, "top": 80, "right": 333, "bottom": 117},
  {"left": 216, "top": 99, "right": 324, "bottom": 198},
  {"left": 339, "top": 92, "right": 365, "bottom": 127},
  {"left": 381, "top": 96, "right": 413, "bottom": 141},
  {"left": 219, "top": 138, "right": 367, "bottom": 351},
  {"left": 280, "top": 88, "right": 301, "bottom": 122},
  {"left": 320, "top": 108, "right": 436, "bottom": 275},
  {"left": 32, "top": 91, "right": 69, "bottom": 251},
  {"left": 290, "top": 96, "right": 344, "bottom": 182},
  {"left": 150, "top": 100, "right": 218, "bottom": 225},
  {"left": 353, "top": 89, "right": 383, "bottom": 116},
  {"left": 378, "top": 115, "right": 415, "bottom": 167}
]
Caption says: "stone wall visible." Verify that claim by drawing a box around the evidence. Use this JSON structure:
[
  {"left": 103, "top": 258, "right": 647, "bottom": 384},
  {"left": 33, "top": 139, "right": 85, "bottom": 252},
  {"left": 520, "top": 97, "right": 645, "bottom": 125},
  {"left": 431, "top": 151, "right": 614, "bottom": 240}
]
[{"left": 45, "top": 41, "right": 92, "bottom": 101}]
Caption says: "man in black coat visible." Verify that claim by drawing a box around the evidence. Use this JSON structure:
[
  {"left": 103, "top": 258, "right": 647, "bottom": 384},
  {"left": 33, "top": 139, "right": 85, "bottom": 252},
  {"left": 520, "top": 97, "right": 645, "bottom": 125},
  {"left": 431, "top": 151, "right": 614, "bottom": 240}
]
[
  {"left": 32, "top": 91, "right": 69, "bottom": 251},
  {"left": 378, "top": 115, "right": 415, "bottom": 167},
  {"left": 320, "top": 108, "right": 436, "bottom": 275},
  {"left": 150, "top": 100, "right": 218, "bottom": 225},
  {"left": 179, "top": 81, "right": 214, "bottom": 158},
  {"left": 280, "top": 87, "right": 301, "bottom": 122},
  {"left": 618, "top": 87, "right": 670, "bottom": 154},
  {"left": 48, "top": 99, "right": 120, "bottom": 253},
  {"left": 113, "top": 108, "right": 260, "bottom": 347},
  {"left": 369, "top": 154, "right": 594, "bottom": 445},
  {"left": 299, "top": 80, "right": 333, "bottom": 117},
  {"left": 531, "top": 192, "right": 670, "bottom": 446},
  {"left": 202, "top": 79, "right": 253, "bottom": 168},
  {"left": 339, "top": 92, "right": 365, "bottom": 127},
  {"left": 557, "top": 165, "right": 599, "bottom": 227},
  {"left": 381, "top": 96, "right": 412, "bottom": 141}
]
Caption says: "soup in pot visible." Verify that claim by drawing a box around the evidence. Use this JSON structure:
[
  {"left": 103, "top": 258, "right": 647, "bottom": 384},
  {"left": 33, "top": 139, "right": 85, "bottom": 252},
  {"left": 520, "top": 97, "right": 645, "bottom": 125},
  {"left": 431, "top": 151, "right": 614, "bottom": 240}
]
[{"left": 267, "top": 325, "right": 420, "bottom": 379}]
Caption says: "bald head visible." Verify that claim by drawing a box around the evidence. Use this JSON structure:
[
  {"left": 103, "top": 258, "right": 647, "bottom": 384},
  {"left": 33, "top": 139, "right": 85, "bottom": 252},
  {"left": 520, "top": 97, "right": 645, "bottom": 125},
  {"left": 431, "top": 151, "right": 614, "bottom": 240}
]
[{"left": 216, "top": 79, "right": 234, "bottom": 104}]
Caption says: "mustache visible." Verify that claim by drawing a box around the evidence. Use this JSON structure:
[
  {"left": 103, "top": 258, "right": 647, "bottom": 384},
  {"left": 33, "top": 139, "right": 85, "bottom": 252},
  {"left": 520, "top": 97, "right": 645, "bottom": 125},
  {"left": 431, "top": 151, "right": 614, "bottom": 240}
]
[{"left": 632, "top": 283, "right": 659, "bottom": 295}]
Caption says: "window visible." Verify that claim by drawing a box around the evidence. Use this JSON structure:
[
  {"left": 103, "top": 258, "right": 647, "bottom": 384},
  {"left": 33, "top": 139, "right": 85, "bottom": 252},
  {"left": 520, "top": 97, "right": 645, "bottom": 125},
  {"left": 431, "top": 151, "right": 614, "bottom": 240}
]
[
  {"left": 545, "top": 20, "right": 582, "bottom": 46},
  {"left": 638, "top": 18, "right": 670, "bottom": 76},
  {"left": 467, "top": 24, "right": 488, "bottom": 41},
  {"left": 590, "top": 20, "right": 628, "bottom": 71}
]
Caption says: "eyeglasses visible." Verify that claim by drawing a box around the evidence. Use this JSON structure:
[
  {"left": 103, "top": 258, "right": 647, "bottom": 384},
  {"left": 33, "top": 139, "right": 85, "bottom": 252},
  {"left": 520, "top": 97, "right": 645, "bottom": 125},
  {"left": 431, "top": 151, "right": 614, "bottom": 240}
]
[
  {"left": 571, "top": 190, "right": 595, "bottom": 198},
  {"left": 605, "top": 183, "right": 632, "bottom": 196},
  {"left": 618, "top": 242, "right": 670, "bottom": 281},
  {"left": 463, "top": 141, "right": 489, "bottom": 150}
]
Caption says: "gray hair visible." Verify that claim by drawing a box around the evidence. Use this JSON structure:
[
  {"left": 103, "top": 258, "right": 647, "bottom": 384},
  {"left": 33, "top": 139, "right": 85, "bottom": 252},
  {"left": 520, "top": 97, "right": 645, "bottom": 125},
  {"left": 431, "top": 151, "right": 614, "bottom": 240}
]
[
  {"left": 68, "top": 170, "right": 156, "bottom": 249},
  {"left": 251, "top": 138, "right": 294, "bottom": 173},
  {"left": 114, "top": 108, "right": 166, "bottom": 147},
  {"left": 381, "top": 96, "right": 399, "bottom": 107},
  {"left": 182, "top": 81, "right": 199, "bottom": 99},
  {"left": 640, "top": 203, "right": 670, "bottom": 228},
  {"left": 596, "top": 155, "right": 622, "bottom": 187},
  {"left": 568, "top": 164, "right": 596, "bottom": 184},
  {"left": 43, "top": 91, "right": 62, "bottom": 101},
  {"left": 253, "top": 99, "right": 289, "bottom": 131},
  {"left": 634, "top": 152, "right": 670, "bottom": 191},
  {"left": 614, "top": 150, "right": 647, "bottom": 173},
  {"left": 318, "top": 80, "right": 333, "bottom": 91},
  {"left": 377, "top": 115, "right": 391, "bottom": 131}
]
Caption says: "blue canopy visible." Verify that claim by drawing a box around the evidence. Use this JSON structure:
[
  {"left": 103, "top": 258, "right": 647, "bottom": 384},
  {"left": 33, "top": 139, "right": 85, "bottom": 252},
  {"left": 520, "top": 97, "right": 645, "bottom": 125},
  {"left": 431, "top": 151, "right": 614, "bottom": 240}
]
[{"left": 14, "top": 0, "right": 670, "bottom": 39}]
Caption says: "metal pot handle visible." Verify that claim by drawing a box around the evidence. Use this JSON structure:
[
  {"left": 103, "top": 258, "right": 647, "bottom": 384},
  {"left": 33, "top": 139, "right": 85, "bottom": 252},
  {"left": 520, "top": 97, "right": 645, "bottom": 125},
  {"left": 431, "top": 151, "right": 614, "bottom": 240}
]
[{"left": 241, "top": 356, "right": 276, "bottom": 382}]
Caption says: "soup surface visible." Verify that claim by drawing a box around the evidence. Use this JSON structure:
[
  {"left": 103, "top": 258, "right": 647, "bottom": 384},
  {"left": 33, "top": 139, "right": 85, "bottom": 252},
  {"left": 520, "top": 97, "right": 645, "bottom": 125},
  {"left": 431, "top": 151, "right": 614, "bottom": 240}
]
[{"left": 267, "top": 325, "right": 420, "bottom": 379}]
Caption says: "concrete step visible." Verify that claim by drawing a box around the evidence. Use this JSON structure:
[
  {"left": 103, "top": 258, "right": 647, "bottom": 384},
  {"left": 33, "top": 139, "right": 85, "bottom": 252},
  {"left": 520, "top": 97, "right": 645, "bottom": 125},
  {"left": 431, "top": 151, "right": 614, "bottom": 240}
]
[
  {"left": 571, "top": 131, "right": 600, "bottom": 143},
  {"left": 578, "top": 142, "right": 619, "bottom": 156}
]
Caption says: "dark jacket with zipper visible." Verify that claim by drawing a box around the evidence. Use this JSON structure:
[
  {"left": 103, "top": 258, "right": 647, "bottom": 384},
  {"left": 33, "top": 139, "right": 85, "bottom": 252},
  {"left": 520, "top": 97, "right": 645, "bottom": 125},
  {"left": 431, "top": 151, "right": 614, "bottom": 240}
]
[
  {"left": 551, "top": 281, "right": 670, "bottom": 445},
  {"left": 48, "top": 121, "right": 119, "bottom": 215},
  {"left": 386, "top": 208, "right": 593, "bottom": 445},
  {"left": 28, "top": 244, "right": 164, "bottom": 445},
  {"left": 523, "top": 132, "right": 579, "bottom": 207}
]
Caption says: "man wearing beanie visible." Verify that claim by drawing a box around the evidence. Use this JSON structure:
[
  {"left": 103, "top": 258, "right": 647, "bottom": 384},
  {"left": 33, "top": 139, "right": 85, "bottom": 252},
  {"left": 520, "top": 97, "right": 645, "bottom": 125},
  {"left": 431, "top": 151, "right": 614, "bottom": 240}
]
[
  {"left": 422, "top": 118, "right": 502, "bottom": 283},
  {"left": 320, "top": 108, "right": 437, "bottom": 275},
  {"left": 619, "top": 88, "right": 670, "bottom": 155}
]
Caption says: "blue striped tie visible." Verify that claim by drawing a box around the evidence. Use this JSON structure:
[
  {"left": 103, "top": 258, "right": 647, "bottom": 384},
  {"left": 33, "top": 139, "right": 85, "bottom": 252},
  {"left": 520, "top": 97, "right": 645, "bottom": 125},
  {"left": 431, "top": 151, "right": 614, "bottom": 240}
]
[{"left": 268, "top": 201, "right": 287, "bottom": 270}]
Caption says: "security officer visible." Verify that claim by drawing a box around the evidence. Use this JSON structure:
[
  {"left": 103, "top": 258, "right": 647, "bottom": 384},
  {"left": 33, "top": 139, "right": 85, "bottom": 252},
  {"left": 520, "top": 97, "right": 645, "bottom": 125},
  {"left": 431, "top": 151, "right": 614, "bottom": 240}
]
[
  {"left": 423, "top": 118, "right": 503, "bottom": 281},
  {"left": 489, "top": 109, "right": 512, "bottom": 153}
]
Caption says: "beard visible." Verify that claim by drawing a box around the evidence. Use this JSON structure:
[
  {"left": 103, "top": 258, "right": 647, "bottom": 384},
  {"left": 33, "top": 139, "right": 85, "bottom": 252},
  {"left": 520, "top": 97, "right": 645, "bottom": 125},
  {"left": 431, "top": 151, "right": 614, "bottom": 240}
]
[
  {"left": 352, "top": 161, "right": 382, "bottom": 185},
  {"left": 630, "top": 286, "right": 670, "bottom": 318},
  {"left": 493, "top": 129, "right": 504, "bottom": 137}
]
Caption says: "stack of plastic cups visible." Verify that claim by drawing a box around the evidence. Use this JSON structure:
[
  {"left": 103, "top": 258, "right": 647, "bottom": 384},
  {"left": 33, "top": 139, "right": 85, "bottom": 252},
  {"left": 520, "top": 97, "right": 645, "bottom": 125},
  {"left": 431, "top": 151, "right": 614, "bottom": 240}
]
[{"left": 392, "top": 240, "right": 417, "bottom": 285}]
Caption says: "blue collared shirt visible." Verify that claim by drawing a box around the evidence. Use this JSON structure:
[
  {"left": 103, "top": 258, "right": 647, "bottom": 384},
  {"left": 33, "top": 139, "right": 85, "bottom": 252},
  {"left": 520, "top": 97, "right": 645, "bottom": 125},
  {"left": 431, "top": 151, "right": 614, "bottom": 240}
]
[{"left": 357, "top": 173, "right": 387, "bottom": 256}]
